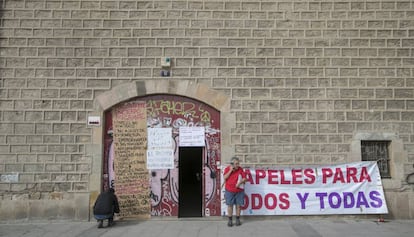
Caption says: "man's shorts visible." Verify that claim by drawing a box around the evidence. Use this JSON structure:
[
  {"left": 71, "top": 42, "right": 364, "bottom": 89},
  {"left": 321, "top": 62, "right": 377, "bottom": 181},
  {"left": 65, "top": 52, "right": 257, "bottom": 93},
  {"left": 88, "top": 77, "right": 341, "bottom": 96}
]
[{"left": 224, "top": 190, "right": 245, "bottom": 206}]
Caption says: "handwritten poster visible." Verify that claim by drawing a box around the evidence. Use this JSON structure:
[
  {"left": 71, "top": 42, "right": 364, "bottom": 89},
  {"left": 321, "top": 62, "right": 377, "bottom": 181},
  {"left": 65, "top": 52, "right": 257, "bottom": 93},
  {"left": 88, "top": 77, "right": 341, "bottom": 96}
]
[
  {"left": 147, "top": 128, "right": 173, "bottom": 170},
  {"left": 147, "top": 128, "right": 172, "bottom": 149},
  {"left": 113, "top": 101, "right": 150, "bottom": 217},
  {"left": 179, "top": 126, "right": 205, "bottom": 147},
  {"left": 147, "top": 149, "right": 174, "bottom": 169}
]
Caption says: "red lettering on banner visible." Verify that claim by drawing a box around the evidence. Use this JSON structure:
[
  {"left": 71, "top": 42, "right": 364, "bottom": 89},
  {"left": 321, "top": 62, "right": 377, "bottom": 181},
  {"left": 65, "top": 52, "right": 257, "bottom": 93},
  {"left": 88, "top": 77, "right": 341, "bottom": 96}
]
[
  {"left": 279, "top": 193, "right": 290, "bottom": 209},
  {"left": 360, "top": 167, "right": 371, "bottom": 182},
  {"left": 323, "top": 166, "right": 372, "bottom": 184},
  {"left": 322, "top": 168, "right": 333, "bottom": 183},
  {"left": 292, "top": 169, "right": 302, "bottom": 184},
  {"left": 245, "top": 169, "right": 254, "bottom": 184},
  {"left": 347, "top": 167, "right": 358, "bottom": 183},
  {"left": 251, "top": 193, "right": 262, "bottom": 209},
  {"left": 245, "top": 166, "right": 371, "bottom": 185},
  {"left": 245, "top": 168, "right": 318, "bottom": 185},
  {"left": 268, "top": 170, "right": 278, "bottom": 184},
  {"left": 264, "top": 193, "right": 277, "bottom": 209},
  {"left": 304, "top": 168, "right": 316, "bottom": 184},
  {"left": 243, "top": 193, "right": 291, "bottom": 211},
  {"left": 280, "top": 170, "right": 290, "bottom": 184},
  {"left": 256, "top": 169, "right": 266, "bottom": 184},
  {"left": 333, "top": 168, "right": 345, "bottom": 183}
]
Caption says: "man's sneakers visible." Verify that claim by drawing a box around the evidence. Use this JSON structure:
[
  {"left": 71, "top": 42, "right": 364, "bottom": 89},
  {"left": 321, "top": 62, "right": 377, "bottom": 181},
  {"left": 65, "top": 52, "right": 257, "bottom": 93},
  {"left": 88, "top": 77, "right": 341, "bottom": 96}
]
[
  {"left": 227, "top": 218, "right": 233, "bottom": 227},
  {"left": 235, "top": 217, "right": 241, "bottom": 226},
  {"left": 227, "top": 217, "right": 241, "bottom": 227}
]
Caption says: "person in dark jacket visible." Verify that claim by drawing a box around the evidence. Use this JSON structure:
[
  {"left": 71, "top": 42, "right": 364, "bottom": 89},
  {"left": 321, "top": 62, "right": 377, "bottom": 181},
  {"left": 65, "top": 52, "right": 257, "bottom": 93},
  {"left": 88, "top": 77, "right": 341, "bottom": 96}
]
[{"left": 93, "top": 188, "right": 120, "bottom": 228}]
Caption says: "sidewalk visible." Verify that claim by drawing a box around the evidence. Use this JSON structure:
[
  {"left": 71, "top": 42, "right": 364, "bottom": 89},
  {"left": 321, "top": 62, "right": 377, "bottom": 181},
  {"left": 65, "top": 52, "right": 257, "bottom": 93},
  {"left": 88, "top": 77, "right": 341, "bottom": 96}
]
[{"left": 1, "top": 217, "right": 413, "bottom": 237}]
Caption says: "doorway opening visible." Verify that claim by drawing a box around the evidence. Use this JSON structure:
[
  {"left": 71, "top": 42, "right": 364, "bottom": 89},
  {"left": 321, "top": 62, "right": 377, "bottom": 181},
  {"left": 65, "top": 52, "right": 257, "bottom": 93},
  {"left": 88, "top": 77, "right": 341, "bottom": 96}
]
[{"left": 178, "top": 147, "right": 203, "bottom": 217}]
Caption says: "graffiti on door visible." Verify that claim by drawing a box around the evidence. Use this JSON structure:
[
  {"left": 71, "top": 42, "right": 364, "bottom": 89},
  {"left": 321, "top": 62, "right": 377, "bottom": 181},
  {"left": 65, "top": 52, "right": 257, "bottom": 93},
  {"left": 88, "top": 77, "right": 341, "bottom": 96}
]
[{"left": 104, "top": 94, "right": 222, "bottom": 216}]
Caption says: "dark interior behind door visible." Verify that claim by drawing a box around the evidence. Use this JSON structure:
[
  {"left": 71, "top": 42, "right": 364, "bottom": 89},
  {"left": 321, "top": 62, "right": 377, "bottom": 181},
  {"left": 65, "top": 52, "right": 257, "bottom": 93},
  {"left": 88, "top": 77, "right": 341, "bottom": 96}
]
[{"left": 178, "top": 147, "right": 203, "bottom": 217}]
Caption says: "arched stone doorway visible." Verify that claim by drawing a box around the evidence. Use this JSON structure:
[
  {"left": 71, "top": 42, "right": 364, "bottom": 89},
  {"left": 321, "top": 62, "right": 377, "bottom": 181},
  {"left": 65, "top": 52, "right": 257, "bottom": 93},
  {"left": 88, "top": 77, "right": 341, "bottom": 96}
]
[{"left": 88, "top": 80, "right": 233, "bottom": 218}]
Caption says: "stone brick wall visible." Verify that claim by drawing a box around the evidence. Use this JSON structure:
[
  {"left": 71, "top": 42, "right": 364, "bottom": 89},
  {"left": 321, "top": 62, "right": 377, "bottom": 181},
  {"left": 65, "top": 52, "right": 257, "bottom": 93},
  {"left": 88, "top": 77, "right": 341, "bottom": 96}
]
[{"left": 1, "top": 0, "right": 414, "bottom": 220}]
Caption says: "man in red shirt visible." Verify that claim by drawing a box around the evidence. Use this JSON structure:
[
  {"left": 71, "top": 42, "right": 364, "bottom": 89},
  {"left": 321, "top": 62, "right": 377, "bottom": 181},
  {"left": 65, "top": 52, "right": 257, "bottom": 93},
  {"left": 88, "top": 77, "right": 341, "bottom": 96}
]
[{"left": 223, "top": 157, "right": 246, "bottom": 227}]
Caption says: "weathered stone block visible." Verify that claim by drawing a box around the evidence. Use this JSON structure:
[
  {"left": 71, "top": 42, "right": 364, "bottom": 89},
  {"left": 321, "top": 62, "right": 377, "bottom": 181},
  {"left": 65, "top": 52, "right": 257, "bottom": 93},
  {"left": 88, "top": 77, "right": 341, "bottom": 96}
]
[
  {"left": 17, "top": 154, "right": 37, "bottom": 163},
  {"left": 0, "top": 145, "right": 9, "bottom": 153},
  {"left": 11, "top": 145, "right": 30, "bottom": 153},
  {"left": 25, "top": 164, "right": 44, "bottom": 172},
  {"left": 73, "top": 182, "right": 88, "bottom": 191},
  {"left": 46, "top": 164, "right": 61, "bottom": 172}
]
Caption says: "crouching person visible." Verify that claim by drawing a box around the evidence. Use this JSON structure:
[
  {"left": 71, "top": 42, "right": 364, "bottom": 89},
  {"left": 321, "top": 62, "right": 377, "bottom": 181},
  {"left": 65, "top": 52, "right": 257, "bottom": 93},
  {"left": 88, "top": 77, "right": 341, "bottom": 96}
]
[{"left": 93, "top": 188, "right": 120, "bottom": 228}]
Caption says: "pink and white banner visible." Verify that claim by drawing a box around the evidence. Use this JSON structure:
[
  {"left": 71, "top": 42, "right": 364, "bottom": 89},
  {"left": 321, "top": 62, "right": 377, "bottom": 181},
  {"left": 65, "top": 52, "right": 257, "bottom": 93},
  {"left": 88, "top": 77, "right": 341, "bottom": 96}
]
[{"left": 221, "top": 162, "right": 388, "bottom": 215}]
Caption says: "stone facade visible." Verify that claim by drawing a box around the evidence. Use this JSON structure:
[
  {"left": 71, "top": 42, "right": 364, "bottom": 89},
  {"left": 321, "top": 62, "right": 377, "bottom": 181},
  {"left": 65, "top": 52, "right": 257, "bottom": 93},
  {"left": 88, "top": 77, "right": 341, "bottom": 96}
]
[{"left": 1, "top": 0, "right": 414, "bottom": 220}]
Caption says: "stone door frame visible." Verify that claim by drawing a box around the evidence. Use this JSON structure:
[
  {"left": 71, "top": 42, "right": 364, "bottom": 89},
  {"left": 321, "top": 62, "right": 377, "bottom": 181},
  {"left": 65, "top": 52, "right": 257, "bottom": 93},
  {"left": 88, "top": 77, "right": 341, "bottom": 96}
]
[{"left": 87, "top": 80, "right": 233, "bottom": 216}]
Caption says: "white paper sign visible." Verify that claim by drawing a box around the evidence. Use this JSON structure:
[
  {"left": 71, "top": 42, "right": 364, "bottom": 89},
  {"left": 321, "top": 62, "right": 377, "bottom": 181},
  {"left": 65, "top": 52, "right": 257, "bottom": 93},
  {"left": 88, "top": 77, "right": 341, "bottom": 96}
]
[
  {"left": 147, "top": 149, "right": 174, "bottom": 169},
  {"left": 179, "top": 126, "right": 205, "bottom": 147},
  {"left": 148, "top": 127, "right": 172, "bottom": 149}
]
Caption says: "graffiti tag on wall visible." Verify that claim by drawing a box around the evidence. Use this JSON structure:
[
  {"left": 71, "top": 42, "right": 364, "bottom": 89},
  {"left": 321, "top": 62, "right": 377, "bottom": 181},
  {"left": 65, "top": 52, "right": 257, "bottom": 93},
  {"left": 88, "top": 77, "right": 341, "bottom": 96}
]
[{"left": 146, "top": 95, "right": 221, "bottom": 216}]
